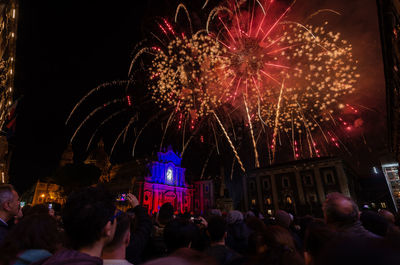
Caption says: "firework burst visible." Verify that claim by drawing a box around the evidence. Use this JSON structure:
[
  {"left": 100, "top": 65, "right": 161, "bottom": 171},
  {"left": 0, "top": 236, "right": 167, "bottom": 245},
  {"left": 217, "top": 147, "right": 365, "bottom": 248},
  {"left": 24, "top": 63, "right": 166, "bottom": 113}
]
[
  {"left": 207, "top": 0, "right": 358, "bottom": 128},
  {"left": 204, "top": 0, "right": 359, "bottom": 163},
  {"left": 149, "top": 34, "right": 230, "bottom": 119}
]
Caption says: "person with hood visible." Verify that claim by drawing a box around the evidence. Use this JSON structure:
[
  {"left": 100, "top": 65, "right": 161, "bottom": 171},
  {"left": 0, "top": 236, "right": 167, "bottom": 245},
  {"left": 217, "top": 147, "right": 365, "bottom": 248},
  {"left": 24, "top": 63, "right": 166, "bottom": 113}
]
[
  {"left": 35, "top": 186, "right": 118, "bottom": 265},
  {"left": 225, "top": 211, "right": 250, "bottom": 255},
  {"left": 142, "top": 203, "right": 174, "bottom": 260}
]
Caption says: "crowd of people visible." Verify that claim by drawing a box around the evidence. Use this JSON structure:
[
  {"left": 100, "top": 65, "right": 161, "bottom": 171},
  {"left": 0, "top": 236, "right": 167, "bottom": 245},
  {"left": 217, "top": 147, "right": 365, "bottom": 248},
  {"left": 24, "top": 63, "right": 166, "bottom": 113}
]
[{"left": 0, "top": 183, "right": 399, "bottom": 265}]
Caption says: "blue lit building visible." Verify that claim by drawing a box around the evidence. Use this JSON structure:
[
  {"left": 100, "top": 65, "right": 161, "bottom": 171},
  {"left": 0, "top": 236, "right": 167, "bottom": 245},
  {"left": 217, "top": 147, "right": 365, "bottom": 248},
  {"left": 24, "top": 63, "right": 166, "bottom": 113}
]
[{"left": 135, "top": 147, "right": 194, "bottom": 214}]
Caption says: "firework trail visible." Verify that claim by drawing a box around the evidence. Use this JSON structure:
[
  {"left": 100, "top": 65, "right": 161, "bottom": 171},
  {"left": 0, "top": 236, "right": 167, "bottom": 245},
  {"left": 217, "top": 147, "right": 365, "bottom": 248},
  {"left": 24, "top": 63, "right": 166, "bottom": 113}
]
[
  {"left": 70, "top": 99, "right": 123, "bottom": 143},
  {"left": 212, "top": 111, "right": 246, "bottom": 172},
  {"left": 87, "top": 109, "right": 128, "bottom": 151}
]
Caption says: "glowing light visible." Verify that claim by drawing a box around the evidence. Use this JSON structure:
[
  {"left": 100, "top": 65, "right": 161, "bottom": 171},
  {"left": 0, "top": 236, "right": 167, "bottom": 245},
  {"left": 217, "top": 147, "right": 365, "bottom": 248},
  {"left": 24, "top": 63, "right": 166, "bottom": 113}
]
[{"left": 12, "top": 9, "right": 16, "bottom": 19}]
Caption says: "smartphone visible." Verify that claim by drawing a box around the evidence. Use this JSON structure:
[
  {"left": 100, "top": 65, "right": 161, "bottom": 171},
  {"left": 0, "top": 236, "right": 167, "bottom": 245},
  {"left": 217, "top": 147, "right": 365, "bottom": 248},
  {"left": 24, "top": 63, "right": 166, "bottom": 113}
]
[
  {"left": 116, "top": 193, "right": 127, "bottom": 202},
  {"left": 48, "top": 203, "right": 53, "bottom": 209}
]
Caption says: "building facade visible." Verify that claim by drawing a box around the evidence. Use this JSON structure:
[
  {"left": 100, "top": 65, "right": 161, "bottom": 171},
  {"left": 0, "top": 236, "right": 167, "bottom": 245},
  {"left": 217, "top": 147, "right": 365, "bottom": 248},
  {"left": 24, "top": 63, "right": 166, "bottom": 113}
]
[
  {"left": 193, "top": 180, "right": 214, "bottom": 214},
  {"left": 84, "top": 140, "right": 112, "bottom": 182},
  {"left": 32, "top": 180, "right": 65, "bottom": 205},
  {"left": 243, "top": 157, "right": 358, "bottom": 215},
  {"left": 0, "top": 0, "right": 18, "bottom": 184},
  {"left": 377, "top": 0, "right": 400, "bottom": 163},
  {"left": 135, "top": 147, "right": 194, "bottom": 214},
  {"left": 381, "top": 161, "right": 400, "bottom": 212}
]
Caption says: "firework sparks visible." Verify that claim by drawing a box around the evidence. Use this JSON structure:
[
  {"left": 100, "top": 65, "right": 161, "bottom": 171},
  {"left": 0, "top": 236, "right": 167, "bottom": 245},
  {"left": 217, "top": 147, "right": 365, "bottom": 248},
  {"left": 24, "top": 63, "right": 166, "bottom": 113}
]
[
  {"left": 203, "top": 0, "right": 359, "bottom": 162},
  {"left": 207, "top": 1, "right": 358, "bottom": 130},
  {"left": 149, "top": 33, "right": 230, "bottom": 119}
]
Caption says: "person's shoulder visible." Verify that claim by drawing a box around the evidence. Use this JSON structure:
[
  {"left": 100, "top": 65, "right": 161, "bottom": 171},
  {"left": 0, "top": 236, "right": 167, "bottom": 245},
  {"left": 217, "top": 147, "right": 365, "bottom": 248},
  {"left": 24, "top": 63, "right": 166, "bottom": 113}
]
[
  {"left": 103, "top": 259, "right": 133, "bottom": 265},
  {"left": 36, "top": 249, "right": 103, "bottom": 265}
]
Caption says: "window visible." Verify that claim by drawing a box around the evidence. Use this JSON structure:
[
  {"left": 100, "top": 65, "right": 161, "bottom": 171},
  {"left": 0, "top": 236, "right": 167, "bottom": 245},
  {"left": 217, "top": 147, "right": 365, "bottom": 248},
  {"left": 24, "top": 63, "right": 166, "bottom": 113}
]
[
  {"left": 166, "top": 167, "right": 173, "bottom": 183},
  {"left": 205, "top": 185, "right": 209, "bottom": 193},
  {"left": 251, "top": 199, "right": 256, "bottom": 205},
  {"left": 324, "top": 171, "right": 335, "bottom": 184},
  {"left": 303, "top": 175, "right": 313, "bottom": 185},
  {"left": 380, "top": 202, "right": 387, "bottom": 208},
  {"left": 249, "top": 181, "right": 256, "bottom": 191},
  {"left": 266, "top": 197, "right": 272, "bottom": 205},
  {"left": 286, "top": 196, "right": 293, "bottom": 204},
  {"left": 263, "top": 179, "right": 270, "bottom": 190},
  {"left": 282, "top": 177, "right": 290, "bottom": 188},
  {"left": 308, "top": 194, "right": 316, "bottom": 203}
]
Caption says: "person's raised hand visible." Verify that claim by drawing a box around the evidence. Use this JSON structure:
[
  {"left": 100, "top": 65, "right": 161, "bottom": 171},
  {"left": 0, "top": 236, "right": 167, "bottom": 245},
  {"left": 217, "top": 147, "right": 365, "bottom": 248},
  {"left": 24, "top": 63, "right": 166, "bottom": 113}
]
[
  {"left": 198, "top": 216, "right": 208, "bottom": 228},
  {"left": 126, "top": 193, "right": 139, "bottom": 208}
]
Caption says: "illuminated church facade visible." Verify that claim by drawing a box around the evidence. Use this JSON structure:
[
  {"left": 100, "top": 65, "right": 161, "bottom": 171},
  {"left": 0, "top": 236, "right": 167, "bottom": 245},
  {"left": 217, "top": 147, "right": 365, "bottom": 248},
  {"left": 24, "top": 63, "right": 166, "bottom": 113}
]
[{"left": 134, "top": 148, "right": 195, "bottom": 214}]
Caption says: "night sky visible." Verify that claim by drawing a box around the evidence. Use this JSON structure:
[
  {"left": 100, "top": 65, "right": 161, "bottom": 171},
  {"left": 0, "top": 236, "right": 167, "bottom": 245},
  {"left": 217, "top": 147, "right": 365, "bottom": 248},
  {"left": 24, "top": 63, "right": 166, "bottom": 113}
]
[{"left": 10, "top": 0, "right": 387, "bottom": 194}]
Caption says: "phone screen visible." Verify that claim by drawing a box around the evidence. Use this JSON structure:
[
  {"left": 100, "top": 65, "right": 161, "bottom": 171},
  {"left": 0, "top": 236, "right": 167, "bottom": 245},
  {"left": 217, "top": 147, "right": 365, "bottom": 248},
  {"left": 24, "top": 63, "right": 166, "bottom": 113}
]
[{"left": 116, "top": 193, "right": 127, "bottom": 202}]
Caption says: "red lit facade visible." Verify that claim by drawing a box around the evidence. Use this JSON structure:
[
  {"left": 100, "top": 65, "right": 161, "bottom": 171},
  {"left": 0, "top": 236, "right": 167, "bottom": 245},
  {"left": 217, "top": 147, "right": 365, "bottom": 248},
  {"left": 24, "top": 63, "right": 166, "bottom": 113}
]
[{"left": 135, "top": 147, "right": 194, "bottom": 214}]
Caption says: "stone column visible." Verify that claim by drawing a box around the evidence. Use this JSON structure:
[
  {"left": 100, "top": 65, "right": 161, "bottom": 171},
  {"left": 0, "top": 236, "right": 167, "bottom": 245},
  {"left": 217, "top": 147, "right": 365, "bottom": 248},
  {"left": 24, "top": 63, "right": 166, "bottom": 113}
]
[
  {"left": 154, "top": 188, "right": 159, "bottom": 213},
  {"left": 313, "top": 167, "right": 326, "bottom": 203},
  {"left": 270, "top": 174, "right": 279, "bottom": 211},
  {"left": 178, "top": 191, "right": 183, "bottom": 213},
  {"left": 335, "top": 164, "right": 350, "bottom": 196},
  {"left": 294, "top": 169, "right": 306, "bottom": 204}
]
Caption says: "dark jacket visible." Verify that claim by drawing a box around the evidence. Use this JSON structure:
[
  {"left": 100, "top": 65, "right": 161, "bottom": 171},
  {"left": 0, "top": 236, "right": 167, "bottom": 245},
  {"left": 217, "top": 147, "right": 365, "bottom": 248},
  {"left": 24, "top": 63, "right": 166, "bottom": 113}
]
[
  {"left": 337, "top": 221, "right": 382, "bottom": 239},
  {"left": 0, "top": 220, "right": 8, "bottom": 244},
  {"left": 226, "top": 222, "right": 250, "bottom": 255},
  {"left": 126, "top": 205, "right": 152, "bottom": 265},
  {"left": 142, "top": 223, "right": 168, "bottom": 261},
  {"left": 32, "top": 249, "right": 102, "bottom": 265}
]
